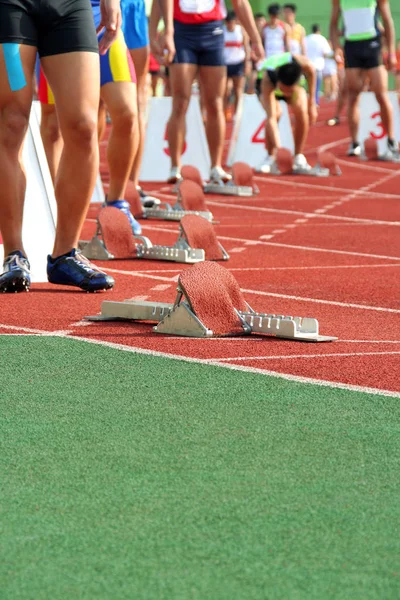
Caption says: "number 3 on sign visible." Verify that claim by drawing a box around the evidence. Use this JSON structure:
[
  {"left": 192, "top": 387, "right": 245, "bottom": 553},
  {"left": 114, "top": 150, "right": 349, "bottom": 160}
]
[{"left": 370, "top": 111, "right": 387, "bottom": 140}]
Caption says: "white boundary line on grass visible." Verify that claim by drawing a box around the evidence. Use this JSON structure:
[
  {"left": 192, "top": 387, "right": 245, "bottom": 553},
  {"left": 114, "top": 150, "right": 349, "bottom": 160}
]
[{"left": 1, "top": 325, "right": 399, "bottom": 397}]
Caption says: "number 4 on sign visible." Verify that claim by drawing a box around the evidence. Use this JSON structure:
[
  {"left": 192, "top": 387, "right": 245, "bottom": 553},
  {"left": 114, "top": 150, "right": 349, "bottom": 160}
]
[
  {"left": 370, "top": 111, "right": 387, "bottom": 140},
  {"left": 251, "top": 120, "right": 266, "bottom": 144},
  {"left": 163, "top": 125, "right": 187, "bottom": 157}
]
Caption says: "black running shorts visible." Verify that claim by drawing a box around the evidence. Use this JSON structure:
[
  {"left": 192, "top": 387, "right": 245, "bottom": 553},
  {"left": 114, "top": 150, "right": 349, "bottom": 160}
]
[
  {"left": 0, "top": 0, "right": 98, "bottom": 57},
  {"left": 344, "top": 37, "right": 383, "bottom": 70}
]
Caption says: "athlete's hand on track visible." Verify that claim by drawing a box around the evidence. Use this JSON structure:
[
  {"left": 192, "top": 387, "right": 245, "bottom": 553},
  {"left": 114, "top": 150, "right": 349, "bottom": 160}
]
[
  {"left": 308, "top": 102, "right": 318, "bottom": 125},
  {"left": 252, "top": 41, "right": 265, "bottom": 62},
  {"left": 97, "top": 0, "right": 121, "bottom": 55}
]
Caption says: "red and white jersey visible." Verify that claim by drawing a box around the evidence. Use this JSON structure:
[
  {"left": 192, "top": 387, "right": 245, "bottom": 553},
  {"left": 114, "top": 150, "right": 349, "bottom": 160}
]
[
  {"left": 262, "top": 21, "right": 286, "bottom": 57},
  {"left": 223, "top": 25, "right": 245, "bottom": 65},
  {"left": 174, "top": 0, "right": 225, "bottom": 24}
]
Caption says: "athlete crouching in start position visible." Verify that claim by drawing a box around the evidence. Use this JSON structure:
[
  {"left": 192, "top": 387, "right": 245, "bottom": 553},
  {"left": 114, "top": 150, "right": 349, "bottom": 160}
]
[{"left": 256, "top": 52, "right": 317, "bottom": 173}]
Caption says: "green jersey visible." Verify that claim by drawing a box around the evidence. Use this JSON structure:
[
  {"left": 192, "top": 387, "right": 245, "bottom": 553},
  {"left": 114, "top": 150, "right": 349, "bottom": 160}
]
[{"left": 340, "top": 0, "right": 378, "bottom": 41}]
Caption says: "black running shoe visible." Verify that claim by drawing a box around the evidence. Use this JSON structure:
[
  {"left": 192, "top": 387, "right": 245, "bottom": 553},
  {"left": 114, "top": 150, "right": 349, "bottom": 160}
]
[
  {"left": 0, "top": 251, "right": 31, "bottom": 293},
  {"left": 136, "top": 186, "right": 161, "bottom": 208},
  {"left": 347, "top": 142, "right": 361, "bottom": 157},
  {"left": 47, "top": 249, "right": 114, "bottom": 292}
]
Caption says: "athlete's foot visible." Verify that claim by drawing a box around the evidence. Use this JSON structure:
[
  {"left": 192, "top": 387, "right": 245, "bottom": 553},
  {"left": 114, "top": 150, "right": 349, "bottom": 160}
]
[
  {"left": 136, "top": 186, "right": 161, "bottom": 208},
  {"left": 327, "top": 116, "right": 340, "bottom": 126},
  {"left": 255, "top": 155, "right": 274, "bottom": 174},
  {"left": 105, "top": 198, "right": 142, "bottom": 235},
  {"left": 0, "top": 251, "right": 31, "bottom": 293},
  {"left": 347, "top": 142, "right": 361, "bottom": 157},
  {"left": 381, "top": 139, "right": 400, "bottom": 161},
  {"left": 167, "top": 167, "right": 182, "bottom": 184},
  {"left": 293, "top": 154, "right": 312, "bottom": 172},
  {"left": 47, "top": 249, "right": 115, "bottom": 292},
  {"left": 209, "top": 166, "right": 232, "bottom": 183}
]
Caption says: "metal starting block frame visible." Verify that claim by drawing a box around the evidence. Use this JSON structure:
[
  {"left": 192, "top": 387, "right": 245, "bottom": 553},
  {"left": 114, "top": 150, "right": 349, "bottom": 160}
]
[
  {"left": 79, "top": 229, "right": 205, "bottom": 264},
  {"left": 142, "top": 203, "right": 213, "bottom": 222},
  {"left": 203, "top": 181, "right": 255, "bottom": 196},
  {"left": 269, "top": 162, "right": 330, "bottom": 177},
  {"left": 88, "top": 293, "right": 337, "bottom": 342}
]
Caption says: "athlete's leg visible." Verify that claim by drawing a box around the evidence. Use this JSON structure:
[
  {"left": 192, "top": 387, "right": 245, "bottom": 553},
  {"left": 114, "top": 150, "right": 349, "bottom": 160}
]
[
  {"left": 168, "top": 63, "right": 197, "bottom": 168},
  {"left": 41, "top": 52, "right": 100, "bottom": 257},
  {"left": 101, "top": 81, "right": 137, "bottom": 201},
  {"left": 224, "top": 76, "right": 233, "bottom": 112},
  {"left": 40, "top": 102, "right": 63, "bottom": 182},
  {"left": 266, "top": 100, "right": 282, "bottom": 155},
  {"left": 128, "top": 45, "right": 149, "bottom": 187},
  {"left": 198, "top": 65, "right": 226, "bottom": 168},
  {"left": 289, "top": 87, "right": 309, "bottom": 155},
  {"left": 98, "top": 98, "right": 107, "bottom": 142},
  {"left": 345, "top": 68, "right": 364, "bottom": 143},
  {"left": 232, "top": 74, "right": 245, "bottom": 114},
  {"left": 0, "top": 45, "right": 36, "bottom": 257},
  {"left": 368, "top": 65, "right": 394, "bottom": 140}
]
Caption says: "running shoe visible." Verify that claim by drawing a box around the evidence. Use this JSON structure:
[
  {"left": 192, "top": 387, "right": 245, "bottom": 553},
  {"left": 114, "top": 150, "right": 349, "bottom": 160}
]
[
  {"left": 255, "top": 155, "right": 274, "bottom": 174},
  {"left": 209, "top": 166, "right": 232, "bottom": 183},
  {"left": 47, "top": 249, "right": 114, "bottom": 292},
  {"left": 347, "top": 142, "right": 361, "bottom": 157},
  {"left": 136, "top": 186, "right": 161, "bottom": 208},
  {"left": 0, "top": 251, "right": 31, "bottom": 293},
  {"left": 327, "top": 116, "right": 340, "bottom": 126},
  {"left": 380, "top": 139, "right": 400, "bottom": 162},
  {"left": 293, "top": 154, "right": 312, "bottom": 172},
  {"left": 105, "top": 199, "right": 142, "bottom": 236},
  {"left": 167, "top": 167, "right": 182, "bottom": 184}
]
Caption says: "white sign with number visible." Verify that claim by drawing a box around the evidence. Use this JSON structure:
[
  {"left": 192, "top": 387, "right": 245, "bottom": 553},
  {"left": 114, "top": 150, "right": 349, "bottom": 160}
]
[
  {"left": 227, "top": 94, "right": 295, "bottom": 167},
  {"left": 358, "top": 91, "right": 400, "bottom": 153},
  {"left": 140, "top": 97, "right": 211, "bottom": 182}
]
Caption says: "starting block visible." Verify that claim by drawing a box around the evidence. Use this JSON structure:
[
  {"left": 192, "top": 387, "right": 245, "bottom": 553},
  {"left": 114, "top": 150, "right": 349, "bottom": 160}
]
[
  {"left": 180, "top": 163, "right": 259, "bottom": 196},
  {"left": 79, "top": 208, "right": 228, "bottom": 263},
  {"left": 129, "top": 181, "right": 214, "bottom": 222},
  {"left": 317, "top": 151, "right": 342, "bottom": 176},
  {"left": 362, "top": 138, "right": 400, "bottom": 163},
  {"left": 87, "top": 262, "right": 337, "bottom": 342},
  {"left": 270, "top": 148, "right": 331, "bottom": 177}
]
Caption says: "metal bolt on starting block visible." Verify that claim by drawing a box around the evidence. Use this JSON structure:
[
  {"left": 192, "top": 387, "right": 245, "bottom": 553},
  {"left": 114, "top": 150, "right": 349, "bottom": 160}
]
[{"left": 86, "top": 262, "right": 337, "bottom": 342}]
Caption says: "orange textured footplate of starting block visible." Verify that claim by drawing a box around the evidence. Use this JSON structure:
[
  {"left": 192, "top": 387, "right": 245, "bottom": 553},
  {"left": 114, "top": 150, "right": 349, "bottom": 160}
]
[
  {"left": 317, "top": 151, "right": 341, "bottom": 175},
  {"left": 179, "top": 262, "right": 248, "bottom": 336},
  {"left": 364, "top": 138, "right": 379, "bottom": 160},
  {"left": 232, "top": 162, "right": 253, "bottom": 187},
  {"left": 276, "top": 148, "right": 293, "bottom": 174},
  {"left": 178, "top": 180, "right": 208, "bottom": 212},
  {"left": 180, "top": 215, "right": 227, "bottom": 260},
  {"left": 181, "top": 165, "right": 204, "bottom": 188},
  {"left": 128, "top": 188, "right": 144, "bottom": 219},
  {"left": 98, "top": 207, "right": 137, "bottom": 259}
]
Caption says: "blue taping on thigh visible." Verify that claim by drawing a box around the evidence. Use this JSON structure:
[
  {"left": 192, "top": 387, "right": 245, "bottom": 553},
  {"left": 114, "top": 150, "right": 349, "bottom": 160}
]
[{"left": 2, "top": 43, "right": 27, "bottom": 92}]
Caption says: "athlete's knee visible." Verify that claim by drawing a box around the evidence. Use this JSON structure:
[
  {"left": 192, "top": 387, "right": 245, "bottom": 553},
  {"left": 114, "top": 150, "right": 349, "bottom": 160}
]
[
  {"left": 347, "top": 89, "right": 359, "bottom": 105},
  {"left": 64, "top": 114, "right": 98, "bottom": 147},
  {"left": 41, "top": 113, "right": 61, "bottom": 144},
  {"left": 374, "top": 91, "right": 390, "bottom": 106},
  {"left": 203, "top": 96, "right": 223, "bottom": 117},
  {"left": 0, "top": 108, "right": 30, "bottom": 149},
  {"left": 112, "top": 105, "right": 137, "bottom": 133},
  {"left": 172, "top": 95, "right": 190, "bottom": 117}
]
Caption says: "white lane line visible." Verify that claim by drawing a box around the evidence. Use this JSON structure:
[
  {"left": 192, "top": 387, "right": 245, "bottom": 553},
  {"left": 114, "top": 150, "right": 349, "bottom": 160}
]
[
  {"left": 340, "top": 340, "right": 400, "bottom": 344},
  {"left": 105, "top": 268, "right": 178, "bottom": 282},
  {"left": 150, "top": 284, "right": 172, "bottom": 291},
  {"left": 215, "top": 351, "right": 400, "bottom": 362},
  {"left": 65, "top": 334, "right": 400, "bottom": 398},
  {"left": 2, "top": 323, "right": 398, "bottom": 397},
  {"left": 228, "top": 263, "right": 400, "bottom": 271},
  {"left": 241, "top": 288, "right": 400, "bottom": 313},
  {"left": 229, "top": 247, "right": 246, "bottom": 253}
]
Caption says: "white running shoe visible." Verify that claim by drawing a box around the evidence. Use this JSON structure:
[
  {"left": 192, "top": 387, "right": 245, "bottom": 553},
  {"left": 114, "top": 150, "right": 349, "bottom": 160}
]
[
  {"left": 293, "top": 153, "right": 312, "bottom": 172},
  {"left": 380, "top": 141, "right": 400, "bottom": 162},
  {"left": 347, "top": 143, "right": 361, "bottom": 157},
  {"left": 167, "top": 167, "right": 182, "bottom": 184},
  {"left": 255, "top": 155, "right": 274, "bottom": 174},
  {"left": 209, "top": 166, "right": 232, "bottom": 183}
]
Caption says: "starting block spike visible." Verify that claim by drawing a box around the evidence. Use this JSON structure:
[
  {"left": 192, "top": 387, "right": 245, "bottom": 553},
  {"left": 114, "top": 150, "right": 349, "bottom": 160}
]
[
  {"left": 79, "top": 206, "right": 205, "bottom": 264},
  {"left": 179, "top": 215, "right": 229, "bottom": 261},
  {"left": 86, "top": 262, "right": 336, "bottom": 342}
]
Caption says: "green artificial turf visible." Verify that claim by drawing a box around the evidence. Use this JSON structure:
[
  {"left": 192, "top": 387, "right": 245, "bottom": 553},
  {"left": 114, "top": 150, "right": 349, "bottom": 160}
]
[{"left": 1, "top": 335, "right": 399, "bottom": 600}]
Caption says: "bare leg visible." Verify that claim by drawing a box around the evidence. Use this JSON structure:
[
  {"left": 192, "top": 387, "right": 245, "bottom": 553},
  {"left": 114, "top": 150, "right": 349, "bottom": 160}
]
[
  {"left": 232, "top": 74, "right": 245, "bottom": 114},
  {"left": 0, "top": 45, "right": 36, "bottom": 257},
  {"left": 345, "top": 68, "right": 364, "bottom": 143},
  {"left": 290, "top": 87, "right": 309, "bottom": 155},
  {"left": 368, "top": 65, "right": 394, "bottom": 140},
  {"left": 98, "top": 98, "right": 107, "bottom": 142},
  {"left": 129, "top": 46, "right": 149, "bottom": 187},
  {"left": 101, "top": 81, "right": 137, "bottom": 201},
  {"left": 40, "top": 102, "right": 63, "bottom": 183},
  {"left": 41, "top": 51, "right": 100, "bottom": 257},
  {"left": 198, "top": 65, "right": 226, "bottom": 167},
  {"left": 167, "top": 63, "right": 197, "bottom": 168}
]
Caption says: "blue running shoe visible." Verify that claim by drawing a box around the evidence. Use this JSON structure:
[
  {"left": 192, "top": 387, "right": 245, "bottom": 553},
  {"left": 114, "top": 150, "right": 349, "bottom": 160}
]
[
  {"left": 105, "top": 199, "right": 142, "bottom": 235},
  {"left": 0, "top": 251, "right": 31, "bottom": 293},
  {"left": 47, "top": 249, "right": 114, "bottom": 292}
]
